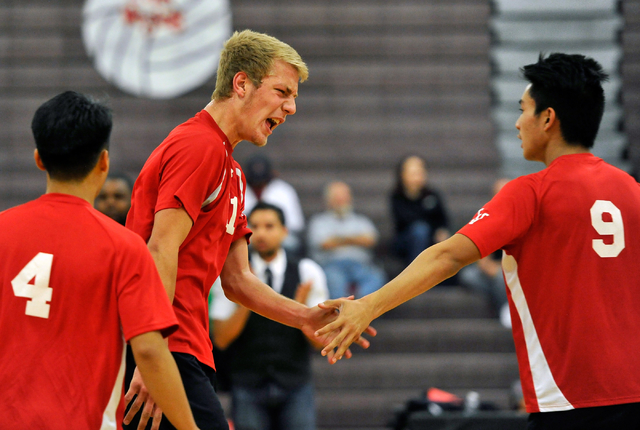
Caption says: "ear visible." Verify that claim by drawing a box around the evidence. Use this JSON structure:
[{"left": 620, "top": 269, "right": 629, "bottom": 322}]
[
  {"left": 232, "top": 71, "right": 250, "bottom": 97},
  {"left": 543, "top": 107, "right": 557, "bottom": 131},
  {"left": 98, "top": 149, "right": 110, "bottom": 174},
  {"left": 34, "top": 149, "right": 46, "bottom": 171}
]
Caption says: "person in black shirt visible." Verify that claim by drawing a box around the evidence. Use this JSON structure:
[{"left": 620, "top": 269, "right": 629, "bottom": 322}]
[{"left": 390, "top": 154, "right": 451, "bottom": 266}]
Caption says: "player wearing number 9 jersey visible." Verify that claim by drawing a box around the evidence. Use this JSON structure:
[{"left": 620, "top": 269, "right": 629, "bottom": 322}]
[
  {"left": 459, "top": 154, "right": 640, "bottom": 414},
  {"left": 315, "top": 54, "right": 640, "bottom": 430},
  {"left": 0, "top": 91, "right": 198, "bottom": 430}
]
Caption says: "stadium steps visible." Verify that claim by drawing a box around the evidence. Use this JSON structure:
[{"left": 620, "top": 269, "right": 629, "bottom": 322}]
[{"left": 312, "top": 287, "right": 519, "bottom": 430}]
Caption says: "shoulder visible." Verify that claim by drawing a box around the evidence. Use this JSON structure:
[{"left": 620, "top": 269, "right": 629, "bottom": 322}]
[
  {"left": 89, "top": 210, "right": 149, "bottom": 252},
  {"left": 162, "top": 117, "right": 227, "bottom": 159},
  {"left": 299, "top": 257, "right": 324, "bottom": 273},
  {"left": 0, "top": 200, "right": 29, "bottom": 219},
  {"left": 268, "top": 178, "right": 297, "bottom": 193},
  {"left": 309, "top": 211, "right": 332, "bottom": 224}
]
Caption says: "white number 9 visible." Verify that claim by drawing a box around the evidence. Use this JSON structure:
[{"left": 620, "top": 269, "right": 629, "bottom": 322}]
[{"left": 590, "top": 200, "right": 625, "bottom": 258}]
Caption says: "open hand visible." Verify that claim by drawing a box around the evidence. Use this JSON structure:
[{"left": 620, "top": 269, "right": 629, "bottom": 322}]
[
  {"left": 302, "top": 296, "right": 376, "bottom": 363},
  {"left": 315, "top": 297, "right": 376, "bottom": 364},
  {"left": 123, "top": 367, "right": 163, "bottom": 430}
]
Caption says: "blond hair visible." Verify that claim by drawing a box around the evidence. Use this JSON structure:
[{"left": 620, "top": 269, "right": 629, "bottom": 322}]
[{"left": 212, "top": 30, "right": 308, "bottom": 100}]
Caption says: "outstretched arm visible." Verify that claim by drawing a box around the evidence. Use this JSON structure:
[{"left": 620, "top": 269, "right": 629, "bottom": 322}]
[
  {"left": 317, "top": 234, "right": 481, "bottom": 363},
  {"left": 220, "top": 238, "right": 375, "bottom": 357},
  {"left": 128, "top": 331, "right": 199, "bottom": 430}
]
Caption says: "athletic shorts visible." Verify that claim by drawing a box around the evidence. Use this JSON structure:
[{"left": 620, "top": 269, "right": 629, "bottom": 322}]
[
  {"left": 528, "top": 402, "right": 640, "bottom": 430},
  {"left": 123, "top": 349, "right": 229, "bottom": 430}
]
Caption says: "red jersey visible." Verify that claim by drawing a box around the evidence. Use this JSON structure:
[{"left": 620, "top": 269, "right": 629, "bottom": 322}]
[
  {"left": 459, "top": 153, "right": 640, "bottom": 413},
  {"left": 127, "top": 110, "right": 251, "bottom": 369},
  {"left": 0, "top": 194, "right": 177, "bottom": 430}
]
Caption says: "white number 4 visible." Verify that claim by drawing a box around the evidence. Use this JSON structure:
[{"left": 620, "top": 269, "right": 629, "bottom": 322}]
[
  {"left": 11, "top": 252, "right": 54, "bottom": 319},
  {"left": 590, "top": 200, "right": 625, "bottom": 258}
]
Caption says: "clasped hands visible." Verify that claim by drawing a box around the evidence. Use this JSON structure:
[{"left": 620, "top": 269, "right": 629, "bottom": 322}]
[{"left": 306, "top": 295, "right": 376, "bottom": 365}]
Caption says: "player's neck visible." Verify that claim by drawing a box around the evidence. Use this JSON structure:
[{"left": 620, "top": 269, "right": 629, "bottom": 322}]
[
  {"left": 544, "top": 138, "right": 590, "bottom": 166},
  {"left": 45, "top": 176, "right": 101, "bottom": 206},
  {"left": 204, "top": 101, "right": 242, "bottom": 148}
]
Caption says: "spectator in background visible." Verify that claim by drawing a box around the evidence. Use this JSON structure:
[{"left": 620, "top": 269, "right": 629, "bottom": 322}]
[
  {"left": 390, "top": 155, "right": 451, "bottom": 267},
  {"left": 95, "top": 173, "right": 133, "bottom": 225},
  {"left": 307, "top": 181, "right": 385, "bottom": 299},
  {"left": 244, "top": 154, "right": 305, "bottom": 255},
  {"left": 458, "top": 178, "right": 512, "bottom": 328},
  {"left": 211, "top": 202, "right": 328, "bottom": 430}
]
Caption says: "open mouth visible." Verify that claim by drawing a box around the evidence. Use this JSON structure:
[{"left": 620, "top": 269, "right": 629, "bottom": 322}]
[{"left": 266, "top": 118, "right": 281, "bottom": 130}]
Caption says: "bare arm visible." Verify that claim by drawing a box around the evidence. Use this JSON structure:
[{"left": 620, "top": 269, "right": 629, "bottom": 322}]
[
  {"left": 220, "top": 238, "right": 310, "bottom": 328},
  {"left": 220, "top": 239, "right": 375, "bottom": 356},
  {"left": 212, "top": 305, "right": 251, "bottom": 350},
  {"left": 124, "top": 207, "right": 193, "bottom": 429},
  {"left": 129, "top": 332, "right": 199, "bottom": 430},
  {"left": 146, "top": 207, "right": 193, "bottom": 302},
  {"left": 212, "top": 281, "right": 316, "bottom": 350},
  {"left": 317, "top": 233, "right": 482, "bottom": 362}
]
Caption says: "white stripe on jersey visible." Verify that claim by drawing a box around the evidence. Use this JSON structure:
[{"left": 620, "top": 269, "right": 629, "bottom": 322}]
[
  {"left": 100, "top": 338, "right": 127, "bottom": 430},
  {"left": 202, "top": 168, "right": 226, "bottom": 208},
  {"left": 502, "top": 252, "right": 574, "bottom": 412}
]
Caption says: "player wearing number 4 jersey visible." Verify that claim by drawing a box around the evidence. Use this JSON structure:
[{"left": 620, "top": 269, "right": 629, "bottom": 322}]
[
  {"left": 316, "top": 54, "right": 640, "bottom": 430},
  {"left": 123, "top": 30, "right": 374, "bottom": 430},
  {"left": 0, "top": 92, "right": 198, "bottom": 430}
]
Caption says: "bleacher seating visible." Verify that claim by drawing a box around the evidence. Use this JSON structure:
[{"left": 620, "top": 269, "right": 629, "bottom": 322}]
[{"left": 489, "top": 0, "right": 626, "bottom": 178}]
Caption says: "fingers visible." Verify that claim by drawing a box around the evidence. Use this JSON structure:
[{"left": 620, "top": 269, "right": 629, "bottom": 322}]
[
  {"left": 124, "top": 385, "right": 136, "bottom": 405},
  {"left": 332, "top": 334, "right": 357, "bottom": 363},
  {"left": 315, "top": 319, "right": 341, "bottom": 338},
  {"left": 364, "top": 325, "right": 377, "bottom": 337},
  {"left": 138, "top": 398, "right": 156, "bottom": 430},
  {"left": 317, "top": 299, "right": 343, "bottom": 310},
  {"left": 354, "top": 335, "right": 370, "bottom": 350},
  {"left": 150, "top": 406, "right": 163, "bottom": 430},
  {"left": 321, "top": 328, "right": 347, "bottom": 359},
  {"left": 123, "top": 394, "right": 144, "bottom": 425}
]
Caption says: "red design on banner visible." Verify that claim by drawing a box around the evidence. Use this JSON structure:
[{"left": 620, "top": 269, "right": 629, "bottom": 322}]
[{"left": 123, "top": 0, "right": 183, "bottom": 34}]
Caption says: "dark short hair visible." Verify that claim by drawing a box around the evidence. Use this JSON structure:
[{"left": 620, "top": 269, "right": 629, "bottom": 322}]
[
  {"left": 31, "top": 91, "right": 112, "bottom": 181},
  {"left": 244, "top": 154, "right": 273, "bottom": 187},
  {"left": 249, "top": 201, "right": 286, "bottom": 227},
  {"left": 521, "top": 53, "right": 608, "bottom": 149}
]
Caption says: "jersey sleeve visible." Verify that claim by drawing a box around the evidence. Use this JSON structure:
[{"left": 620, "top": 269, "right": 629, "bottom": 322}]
[
  {"left": 156, "top": 137, "right": 225, "bottom": 223},
  {"left": 116, "top": 235, "right": 178, "bottom": 341},
  {"left": 457, "top": 176, "right": 538, "bottom": 257}
]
